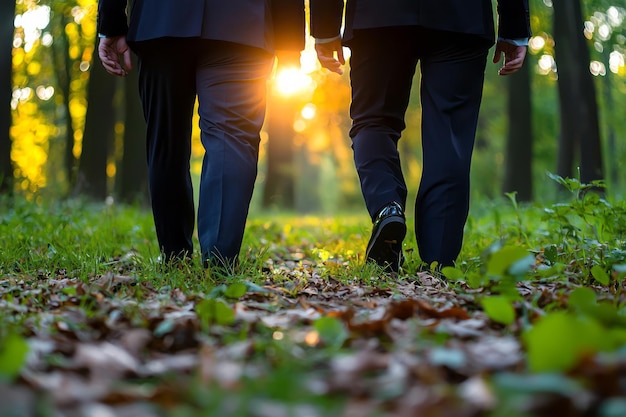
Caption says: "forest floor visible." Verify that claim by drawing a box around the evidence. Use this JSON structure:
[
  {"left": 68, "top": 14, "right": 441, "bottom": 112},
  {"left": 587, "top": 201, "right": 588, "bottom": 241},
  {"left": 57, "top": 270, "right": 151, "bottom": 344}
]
[{"left": 1, "top": 196, "right": 626, "bottom": 417}]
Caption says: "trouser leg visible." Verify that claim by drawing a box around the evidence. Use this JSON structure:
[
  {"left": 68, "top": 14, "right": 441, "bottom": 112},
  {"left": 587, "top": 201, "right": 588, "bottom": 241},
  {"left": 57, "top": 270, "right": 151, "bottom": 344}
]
[
  {"left": 134, "top": 39, "right": 197, "bottom": 260},
  {"left": 416, "top": 32, "right": 489, "bottom": 266},
  {"left": 348, "top": 28, "right": 418, "bottom": 218},
  {"left": 195, "top": 41, "right": 273, "bottom": 265}
]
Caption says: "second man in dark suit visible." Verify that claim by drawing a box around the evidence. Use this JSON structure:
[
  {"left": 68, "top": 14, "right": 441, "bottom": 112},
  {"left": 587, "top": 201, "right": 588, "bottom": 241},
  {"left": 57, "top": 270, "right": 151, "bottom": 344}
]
[
  {"left": 311, "top": 0, "right": 531, "bottom": 272},
  {"left": 97, "top": 0, "right": 305, "bottom": 269}
]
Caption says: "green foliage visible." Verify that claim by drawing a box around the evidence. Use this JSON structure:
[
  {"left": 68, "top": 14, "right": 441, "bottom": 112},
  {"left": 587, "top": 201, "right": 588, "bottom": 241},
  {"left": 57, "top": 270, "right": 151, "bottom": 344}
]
[
  {"left": 485, "top": 245, "right": 535, "bottom": 280},
  {"left": 313, "top": 316, "right": 348, "bottom": 350},
  {"left": 7, "top": 0, "right": 626, "bottom": 206},
  {"left": 0, "top": 331, "right": 29, "bottom": 381},
  {"left": 522, "top": 283, "right": 626, "bottom": 373},
  {"left": 524, "top": 311, "right": 610, "bottom": 372},
  {"left": 0, "top": 197, "right": 156, "bottom": 276},
  {"left": 3, "top": 173, "right": 626, "bottom": 413},
  {"left": 481, "top": 296, "right": 516, "bottom": 325},
  {"left": 490, "top": 372, "right": 585, "bottom": 417},
  {"left": 196, "top": 299, "right": 235, "bottom": 327}
]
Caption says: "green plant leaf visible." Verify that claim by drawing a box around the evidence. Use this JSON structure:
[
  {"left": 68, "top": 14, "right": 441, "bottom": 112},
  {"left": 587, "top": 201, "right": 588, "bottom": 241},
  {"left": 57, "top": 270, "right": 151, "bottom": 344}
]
[
  {"left": 486, "top": 246, "right": 533, "bottom": 278},
  {"left": 224, "top": 282, "right": 248, "bottom": 299},
  {"left": 313, "top": 316, "right": 348, "bottom": 350},
  {"left": 508, "top": 254, "right": 535, "bottom": 277},
  {"left": 61, "top": 286, "right": 76, "bottom": 295},
  {"left": 546, "top": 172, "right": 582, "bottom": 193},
  {"left": 208, "top": 284, "right": 228, "bottom": 298},
  {"left": 504, "top": 191, "right": 519, "bottom": 210},
  {"left": 568, "top": 287, "right": 597, "bottom": 310},
  {"left": 481, "top": 296, "right": 516, "bottom": 325},
  {"left": 524, "top": 311, "right": 610, "bottom": 373},
  {"left": 466, "top": 271, "right": 485, "bottom": 288},
  {"left": 243, "top": 281, "right": 270, "bottom": 294},
  {"left": 196, "top": 299, "right": 235, "bottom": 326},
  {"left": 591, "top": 265, "right": 610, "bottom": 285},
  {"left": 492, "top": 280, "right": 523, "bottom": 300},
  {"left": 441, "top": 266, "right": 464, "bottom": 281},
  {"left": 568, "top": 288, "right": 626, "bottom": 327},
  {"left": 0, "top": 333, "right": 29, "bottom": 381},
  {"left": 543, "top": 245, "right": 558, "bottom": 264}
]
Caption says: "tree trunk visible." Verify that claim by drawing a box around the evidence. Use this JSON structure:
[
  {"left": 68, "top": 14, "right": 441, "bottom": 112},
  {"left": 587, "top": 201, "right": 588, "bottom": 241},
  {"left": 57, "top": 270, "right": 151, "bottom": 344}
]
[
  {"left": 74, "top": 45, "right": 116, "bottom": 200},
  {"left": 553, "top": 0, "right": 603, "bottom": 184},
  {"left": 262, "top": 93, "right": 295, "bottom": 209},
  {"left": 502, "top": 60, "right": 533, "bottom": 201},
  {"left": 602, "top": 48, "right": 617, "bottom": 189},
  {"left": 51, "top": 11, "right": 77, "bottom": 189},
  {"left": 0, "top": 1, "right": 15, "bottom": 194},
  {"left": 117, "top": 57, "right": 149, "bottom": 205}
]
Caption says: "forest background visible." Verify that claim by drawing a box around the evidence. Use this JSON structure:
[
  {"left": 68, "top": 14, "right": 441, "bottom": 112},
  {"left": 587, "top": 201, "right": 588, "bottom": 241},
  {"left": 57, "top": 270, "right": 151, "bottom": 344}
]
[{"left": 0, "top": 0, "right": 625, "bottom": 216}]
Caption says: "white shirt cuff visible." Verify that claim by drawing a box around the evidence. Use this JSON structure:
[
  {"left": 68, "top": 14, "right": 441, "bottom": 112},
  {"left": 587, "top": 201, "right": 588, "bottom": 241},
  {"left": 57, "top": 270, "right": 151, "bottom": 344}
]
[
  {"left": 315, "top": 35, "right": 341, "bottom": 44},
  {"left": 498, "top": 37, "right": 529, "bottom": 46}
]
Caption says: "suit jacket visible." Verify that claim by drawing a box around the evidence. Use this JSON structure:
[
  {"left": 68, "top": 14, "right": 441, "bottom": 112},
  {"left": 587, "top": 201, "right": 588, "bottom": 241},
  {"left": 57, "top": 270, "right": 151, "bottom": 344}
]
[
  {"left": 310, "top": 0, "right": 531, "bottom": 44},
  {"left": 97, "top": 0, "right": 305, "bottom": 52}
]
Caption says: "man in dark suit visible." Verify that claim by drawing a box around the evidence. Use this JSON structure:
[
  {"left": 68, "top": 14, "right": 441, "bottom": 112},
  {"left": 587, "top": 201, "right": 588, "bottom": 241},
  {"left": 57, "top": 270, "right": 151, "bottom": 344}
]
[
  {"left": 311, "top": 0, "right": 531, "bottom": 272},
  {"left": 97, "top": 0, "right": 304, "bottom": 269}
]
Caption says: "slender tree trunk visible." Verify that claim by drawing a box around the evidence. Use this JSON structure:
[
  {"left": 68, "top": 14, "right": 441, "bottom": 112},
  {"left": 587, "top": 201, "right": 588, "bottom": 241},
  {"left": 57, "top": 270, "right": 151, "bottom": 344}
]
[
  {"left": 74, "top": 45, "right": 116, "bottom": 200},
  {"left": 602, "top": 48, "right": 617, "bottom": 189},
  {"left": 0, "top": 1, "right": 15, "bottom": 194},
  {"left": 502, "top": 60, "right": 533, "bottom": 201},
  {"left": 262, "top": 93, "right": 295, "bottom": 209},
  {"left": 117, "top": 57, "right": 148, "bottom": 205},
  {"left": 553, "top": 0, "right": 603, "bottom": 184},
  {"left": 51, "top": 11, "right": 77, "bottom": 189}
]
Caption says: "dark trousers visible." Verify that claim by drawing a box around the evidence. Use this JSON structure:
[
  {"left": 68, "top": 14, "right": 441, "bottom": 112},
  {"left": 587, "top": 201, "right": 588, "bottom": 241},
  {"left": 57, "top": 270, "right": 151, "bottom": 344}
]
[
  {"left": 348, "top": 27, "right": 490, "bottom": 266},
  {"left": 131, "top": 38, "right": 273, "bottom": 264}
]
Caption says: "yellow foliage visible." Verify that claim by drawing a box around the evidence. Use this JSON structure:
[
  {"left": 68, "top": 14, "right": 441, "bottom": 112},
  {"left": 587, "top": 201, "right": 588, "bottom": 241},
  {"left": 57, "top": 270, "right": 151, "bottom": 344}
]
[
  {"left": 73, "top": 144, "right": 82, "bottom": 159},
  {"left": 191, "top": 100, "right": 203, "bottom": 175},
  {"left": 68, "top": 45, "right": 80, "bottom": 60},
  {"left": 73, "top": 130, "right": 83, "bottom": 158},
  {"left": 191, "top": 161, "right": 202, "bottom": 176},
  {"left": 10, "top": 0, "right": 102, "bottom": 195},
  {"left": 65, "top": 22, "right": 78, "bottom": 37},
  {"left": 81, "top": 48, "right": 94, "bottom": 65},
  {"left": 77, "top": 1, "right": 98, "bottom": 37},
  {"left": 106, "top": 162, "right": 116, "bottom": 178},
  {"left": 69, "top": 97, "right": 87, "bottom": 119},
  {"left": 12, "top": 51, "right": 24, "bottom": 67},
  {"left": 26, "top": 61, "right": 41, "bottom": 76},
  {"left": 10, "top": 120, "right": 49, "bottom": 191}
]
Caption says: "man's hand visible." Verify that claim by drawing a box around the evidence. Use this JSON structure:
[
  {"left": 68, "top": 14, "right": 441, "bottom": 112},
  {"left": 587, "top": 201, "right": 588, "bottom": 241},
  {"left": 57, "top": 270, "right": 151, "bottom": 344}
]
[
  {"left": 98, "top": 36, "right": 132, "bottom": 77},
  {"left": 315, "top": 38, "right": 345, "bottom": 75},
  {"left": 492, "top": 41, "right": 527, "bottom": 76}
]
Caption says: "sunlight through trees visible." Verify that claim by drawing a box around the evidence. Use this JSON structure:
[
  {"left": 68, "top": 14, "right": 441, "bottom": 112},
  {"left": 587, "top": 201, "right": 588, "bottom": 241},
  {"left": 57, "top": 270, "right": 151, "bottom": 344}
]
[{"left": 4, "top": 0, "right": 626, "bottom": 207}]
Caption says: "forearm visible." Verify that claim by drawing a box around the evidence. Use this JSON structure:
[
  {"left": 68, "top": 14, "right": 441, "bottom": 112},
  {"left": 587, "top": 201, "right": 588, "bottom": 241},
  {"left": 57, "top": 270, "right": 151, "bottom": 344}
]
[
  {"left": 97, "top": 0, "right": 129, "bottom": 37},
  {"left": 310, "top": 0, "right": 344, "bottom": 39},
  {"left": 497, "top": 0, "right": 531, "bottom": 40}
]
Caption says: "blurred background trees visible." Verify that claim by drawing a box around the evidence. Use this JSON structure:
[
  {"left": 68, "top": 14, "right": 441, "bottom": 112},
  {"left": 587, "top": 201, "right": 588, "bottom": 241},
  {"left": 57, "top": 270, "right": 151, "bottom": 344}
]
[
  {"left": 0, "top": 0, "right": 16, "bottom": 194},
  {"left": 2, "top": 0, "right": 626, "bottom": 213}
]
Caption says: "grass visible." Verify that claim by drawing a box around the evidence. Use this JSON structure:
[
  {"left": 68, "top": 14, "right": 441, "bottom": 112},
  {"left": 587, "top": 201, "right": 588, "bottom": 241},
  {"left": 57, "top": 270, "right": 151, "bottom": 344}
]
[{"left": 2, "top": 177, "right": 626, "bottom": 416}]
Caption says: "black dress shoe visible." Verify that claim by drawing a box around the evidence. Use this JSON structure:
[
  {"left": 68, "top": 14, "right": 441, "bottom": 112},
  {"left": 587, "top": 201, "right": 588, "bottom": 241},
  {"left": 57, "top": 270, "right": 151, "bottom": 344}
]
[{"left": 365, "top": 202, "right": 406, "bottom": 273}]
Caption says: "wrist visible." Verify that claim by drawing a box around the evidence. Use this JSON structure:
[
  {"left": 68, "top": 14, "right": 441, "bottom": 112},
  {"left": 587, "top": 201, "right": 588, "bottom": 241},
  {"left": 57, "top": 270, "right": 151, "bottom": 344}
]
[{"left": 315, "top": 35, "right": 341, "bottom": 45}]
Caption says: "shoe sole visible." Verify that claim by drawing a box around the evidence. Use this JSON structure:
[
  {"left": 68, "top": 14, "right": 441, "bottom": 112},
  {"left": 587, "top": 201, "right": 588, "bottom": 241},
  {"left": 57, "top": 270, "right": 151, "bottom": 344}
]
[{"left": 365, "top": 216, "right": 406, "bottom": 272}]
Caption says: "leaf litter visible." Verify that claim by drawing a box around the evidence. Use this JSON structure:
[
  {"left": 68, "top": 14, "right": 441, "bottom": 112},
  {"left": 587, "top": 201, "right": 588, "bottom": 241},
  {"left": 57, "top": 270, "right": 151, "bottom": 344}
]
[{"left": 1, "top": 250, "right": 626, "bottom": 417}]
